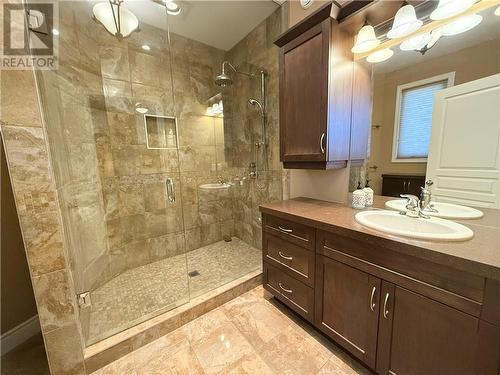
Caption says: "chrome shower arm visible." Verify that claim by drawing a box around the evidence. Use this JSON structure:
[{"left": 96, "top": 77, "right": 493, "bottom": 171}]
[{"left": 221, "top": 61, "right": 254, "bottom": 78}]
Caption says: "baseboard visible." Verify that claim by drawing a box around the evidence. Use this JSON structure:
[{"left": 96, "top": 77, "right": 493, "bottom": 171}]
[{"left": 0, "top": 315, "right": 41, "bottom": 355}]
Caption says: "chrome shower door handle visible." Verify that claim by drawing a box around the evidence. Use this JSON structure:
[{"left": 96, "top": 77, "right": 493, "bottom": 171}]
[
  {"left": 320, "top": 133, "right": 326, "bottom": 154},
  {"left": 166, "top": 178, "right": 175, "bottom": 203}
]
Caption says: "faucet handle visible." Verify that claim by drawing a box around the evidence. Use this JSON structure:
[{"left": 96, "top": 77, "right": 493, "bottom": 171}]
[
  {"left": 400, "top": 194, "right": 419, "bottom": 207},
  {"left": 425, "top": 179, "right": 434, "bottom": 187}
]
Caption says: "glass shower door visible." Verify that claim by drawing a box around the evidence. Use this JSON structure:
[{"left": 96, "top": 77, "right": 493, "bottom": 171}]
[{"left": 34, "top": 0, "right": 190, "bottom": 346}]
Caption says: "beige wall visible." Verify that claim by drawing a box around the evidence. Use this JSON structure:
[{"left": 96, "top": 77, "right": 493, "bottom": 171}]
[
  {"left": 1, "top": 140, "right": 38, "bottom": 334},
  {"left": 368, "top": 38, "right": 500, "bottom": 195}
]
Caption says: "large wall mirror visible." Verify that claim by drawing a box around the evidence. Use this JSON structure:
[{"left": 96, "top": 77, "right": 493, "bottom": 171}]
[{"left": 350, "top": 5, "right": 500, "bottom": 209}]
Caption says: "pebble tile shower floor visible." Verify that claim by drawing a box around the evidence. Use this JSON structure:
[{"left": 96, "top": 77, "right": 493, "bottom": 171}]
[{"left": 87, "top": 238, "right": 262, "bottom": 344}]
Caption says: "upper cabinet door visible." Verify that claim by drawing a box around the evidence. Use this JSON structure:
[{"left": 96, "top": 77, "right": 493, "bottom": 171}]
[
  {"left": 315, "top": 255, "right": 381, "bottom": 369},
  {"left": 377, "top": 282, "right": 480, "bottom": 375},
  {"left": 280, "top": 21, "right": 329, "bottom": 164}
]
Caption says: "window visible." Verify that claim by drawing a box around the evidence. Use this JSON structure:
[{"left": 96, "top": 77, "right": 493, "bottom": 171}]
[{"left": 392, "top": 73, "right": 455, "bottom": 162}]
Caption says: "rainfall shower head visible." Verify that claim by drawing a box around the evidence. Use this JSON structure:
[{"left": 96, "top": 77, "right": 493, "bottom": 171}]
[{"left": 214, "top": 72, "right": 233, "bottom": 87}]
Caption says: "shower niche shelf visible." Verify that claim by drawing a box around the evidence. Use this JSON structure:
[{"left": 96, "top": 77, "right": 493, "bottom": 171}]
[{"left": 144, "top": 114, "right": 179, "bottom": 150}]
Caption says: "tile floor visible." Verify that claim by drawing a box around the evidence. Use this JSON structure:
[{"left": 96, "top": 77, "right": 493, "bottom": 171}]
[
  {"left": 88, "top": 238, "right": 262, "bottom": 344},
  {"left": 92, "top": 286, "right": 371, "bottom": 375}
]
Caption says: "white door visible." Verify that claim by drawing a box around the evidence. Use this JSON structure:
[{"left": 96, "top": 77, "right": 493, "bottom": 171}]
[{"left": 426, "top": 73, "right": 500, "bottom": 208}]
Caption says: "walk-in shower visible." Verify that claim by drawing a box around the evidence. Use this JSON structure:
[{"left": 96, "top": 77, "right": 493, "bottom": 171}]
[{"left": 215, "top": 61, "right": 268, "bottom": 186}]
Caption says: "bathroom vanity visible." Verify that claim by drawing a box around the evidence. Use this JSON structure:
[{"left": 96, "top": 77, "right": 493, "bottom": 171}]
[{"left": 260, "top": 197, "right": 500, "bottom": 375}]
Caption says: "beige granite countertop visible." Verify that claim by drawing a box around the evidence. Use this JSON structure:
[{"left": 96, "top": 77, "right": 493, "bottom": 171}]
[{"left": 259, "top": 196, "right": 500, "bottom": 281}]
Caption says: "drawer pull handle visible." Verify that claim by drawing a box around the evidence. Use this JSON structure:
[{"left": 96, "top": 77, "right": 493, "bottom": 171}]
[
  {"left": 278, "top": 282, "right": 293, "bottom": 294},
  {"left": 278, "top": 226, "right": 293, "bottom": 233},
  {"left": 278, "top": 251, "right": 293, "bottom": 261},
  {"left": 320, "top": 133, "right": 326, "bottom": 154},
  {"left": 383, "top": 292, "right": 390, "bottom": 319},
  {"left": 370, "top": 286, "right": 376, "bottom": 312}
]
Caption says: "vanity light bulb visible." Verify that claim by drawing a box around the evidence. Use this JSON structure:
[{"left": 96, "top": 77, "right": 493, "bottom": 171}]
[
  {"left": 387, "top": 4, "right": 423, "bottom": 39},
  {"left": 351, "top": 24, "right": 380, "bottom": 53},
  {"left": 430, "top": 0, "right": 476, "bottom": 21},
  {"left": 440, "top": 14, "right": 482, "bottom": 36},
  {"left": 495, "top": 6, "right": 500, "bottom": 16},
  {"left": 366, "top": 48, "right": 394, "bottom": 63},
  {"left": 427, "top": 29, "right": 442, "bottom": 49},
  {"left": 400, "top": 32, "right": 432, "bottom": 51}
]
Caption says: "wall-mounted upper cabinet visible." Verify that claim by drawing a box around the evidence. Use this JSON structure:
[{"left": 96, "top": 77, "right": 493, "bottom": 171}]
[{"left": 275, "top": 3, "right": 371, "bottom": 170}]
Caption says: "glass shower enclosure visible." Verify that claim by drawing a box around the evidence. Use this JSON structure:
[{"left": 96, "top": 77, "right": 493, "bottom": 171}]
[{"left": 35, "top": 0, "right": 282, "bottom": 345}]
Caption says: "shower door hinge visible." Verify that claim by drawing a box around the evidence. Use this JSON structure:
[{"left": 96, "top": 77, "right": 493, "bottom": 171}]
[{"left": 77, "top": 292, "right": 91, "bottom": 308}]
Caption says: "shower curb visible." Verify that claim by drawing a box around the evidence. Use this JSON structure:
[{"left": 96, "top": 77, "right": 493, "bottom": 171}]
[{"left": 84, "top": 270, "right": 262, "bottom": 373}]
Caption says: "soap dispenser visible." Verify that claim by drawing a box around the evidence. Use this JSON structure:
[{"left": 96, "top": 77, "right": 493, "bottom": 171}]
[
  {"left": 352, "top": 182, "right": 366, "bottom": 209},
  {"left": 363, "top": 179, "right": 374, "bottom": 207}
]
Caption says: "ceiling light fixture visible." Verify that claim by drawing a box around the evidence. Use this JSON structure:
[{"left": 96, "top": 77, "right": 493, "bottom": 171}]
[
  {"left": 352, "top": 23, "right": 380, "bottom": 53},
  {"left": 164, "top": 0, "right": 181, "bottom": 15},
  {"left": 400, "top": 32, "right": 432, "bottom": 51},
  {"left": 387, "top": 4, "right": 423, "bottom": 39},
  {"left": 141, "top": 44, "right": 151, "bottom": 51},
  {"left": 92, "top": 0, "right": 139, "bottom": 39},
  {"left": 440, "top": 13, "right": 482, "bottom": 36},
  {"left": 366, "top": 48, "right": 394, "bottom": 63},
  {"left": 430, "top": 0, "right": 476, "bottom": 21}
]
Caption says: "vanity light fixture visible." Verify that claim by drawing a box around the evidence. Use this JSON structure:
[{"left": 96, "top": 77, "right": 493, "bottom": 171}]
[
  {"left": 141, "top": 44, "right": 151, "bottom": 51},
  {"left": 93, "top": 0, "right": 139, "bottom": 39},
  {"left": 387, "top": 4, "right": 422, "bottom": 39},
  {"left": 427, "top": 28, "right": 442, "bottom": 49},
  {"left": 351, "top": 22, "right": 380, "bottom": 53},
  {"left": 366, "top": 48, "right": 394, "bottom": 63},
  {"left": 495, "top": 5, "right": 500, "bottom": 16},
  {"left": 440, "top": 13, "right": 482, "bottom": 36},
  {"left": 164, "top": 0, "right": 181, "bottom": 15},
  {"left": 430, "top": 0, "right": 476, "bottom": 21},
  {"left": 400, "top": 32, "right": 432, "bottom": 51}
]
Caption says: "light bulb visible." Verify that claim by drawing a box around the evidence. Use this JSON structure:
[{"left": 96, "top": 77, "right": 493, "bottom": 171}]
[
  {"left": 352, "top": 24, "right": 380, "bottom": 53},
  {"left": 427, "top": 29, "right": 442, "bottom": 49},
  {"left": 400, "top": 32, "right": 432, "bottom": 51},
  {"left": 440, "top": 14, "right": 482, "bottom": 36},
  {"left": 387, "top": 5, "right": 423, "bottom": 39},
  {"left": 495, "top": 5, "right": 500, "bottom": 16},
  {"left": 366, "top": 48, "right": 394, "bottom": 63},
  {"left": 430, "top": 0, "right": 476, "bottom": 21}
]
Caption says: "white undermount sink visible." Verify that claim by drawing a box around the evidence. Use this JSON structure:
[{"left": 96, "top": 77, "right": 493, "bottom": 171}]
[
  {"left": 355, "top": 210, "right": 473, "bottom": 242},
  {"left": 385, "top": 199, "right": 483, "bottom": 219},
  {"left": 199, "top": 183, "right": 231, "bottom": 190}
]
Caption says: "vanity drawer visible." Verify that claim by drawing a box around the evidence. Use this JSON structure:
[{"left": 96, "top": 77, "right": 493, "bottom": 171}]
[
  {"left": 263, "top": 214, "right": 315, "bottom": 250},
  {"left": 263, "top": 233, "right": 315, "bottom": 287},
  {"left": 264, "top": 263, "right": 314, "bottom": 322}
]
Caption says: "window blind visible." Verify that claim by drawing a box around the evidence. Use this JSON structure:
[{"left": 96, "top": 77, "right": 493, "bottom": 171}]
[{"left": 396, "top": 80, "right": 448, "bottom": 159}]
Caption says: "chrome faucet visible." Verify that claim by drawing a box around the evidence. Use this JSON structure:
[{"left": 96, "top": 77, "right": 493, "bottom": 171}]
[
  {"left": 419, "top": 180, "right": 438, "bottom": 213},
  {"left": 400, "top": 194, "right": 430, "bottom": 219},
  {"left": 217, "top": 176, "right": 227, "bottom": 184}
]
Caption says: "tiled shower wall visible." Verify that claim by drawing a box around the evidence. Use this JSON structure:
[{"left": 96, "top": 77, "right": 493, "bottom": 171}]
[{"left": 223, "top": 8, "right": 286, "bottom": 249}]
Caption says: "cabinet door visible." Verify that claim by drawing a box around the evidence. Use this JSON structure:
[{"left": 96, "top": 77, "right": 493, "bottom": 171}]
[
  {"left": 280, "top": 21, "right": 328, "bottom": 163},
  {"left": 315, "top": 255, "right": 381, "bottom": 368},
  {"left": 377, "top": 282, "right": 480, "bottom": 375},
  {"left": 381, "top": 177, "right": 406, "bottom": 197}
]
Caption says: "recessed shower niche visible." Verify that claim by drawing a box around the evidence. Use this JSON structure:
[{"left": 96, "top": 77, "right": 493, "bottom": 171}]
[{"left": 144, "top": 114, "right": 179, "bottom": 149}]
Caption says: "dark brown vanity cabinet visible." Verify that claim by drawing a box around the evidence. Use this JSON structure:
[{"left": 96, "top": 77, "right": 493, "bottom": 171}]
[
  {"left": 274, "top": 4, "right": 369, "bottom": 170},
  {"left": 261, "top": 212, "right": 500, "bottom": 375},
  {"left": 382, "top": 174, "right": 425, "bottom": 197},
  {"left": 376, "top": 282, "right": 479, "bottom": 375},
  {"left": 315, "top": 255, "right": 380, "bottom": 368}
]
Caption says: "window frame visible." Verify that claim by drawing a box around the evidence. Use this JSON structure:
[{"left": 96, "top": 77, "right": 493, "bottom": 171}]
[{"left": 391, "top": 72, "right": 455, "bottom": 163}]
